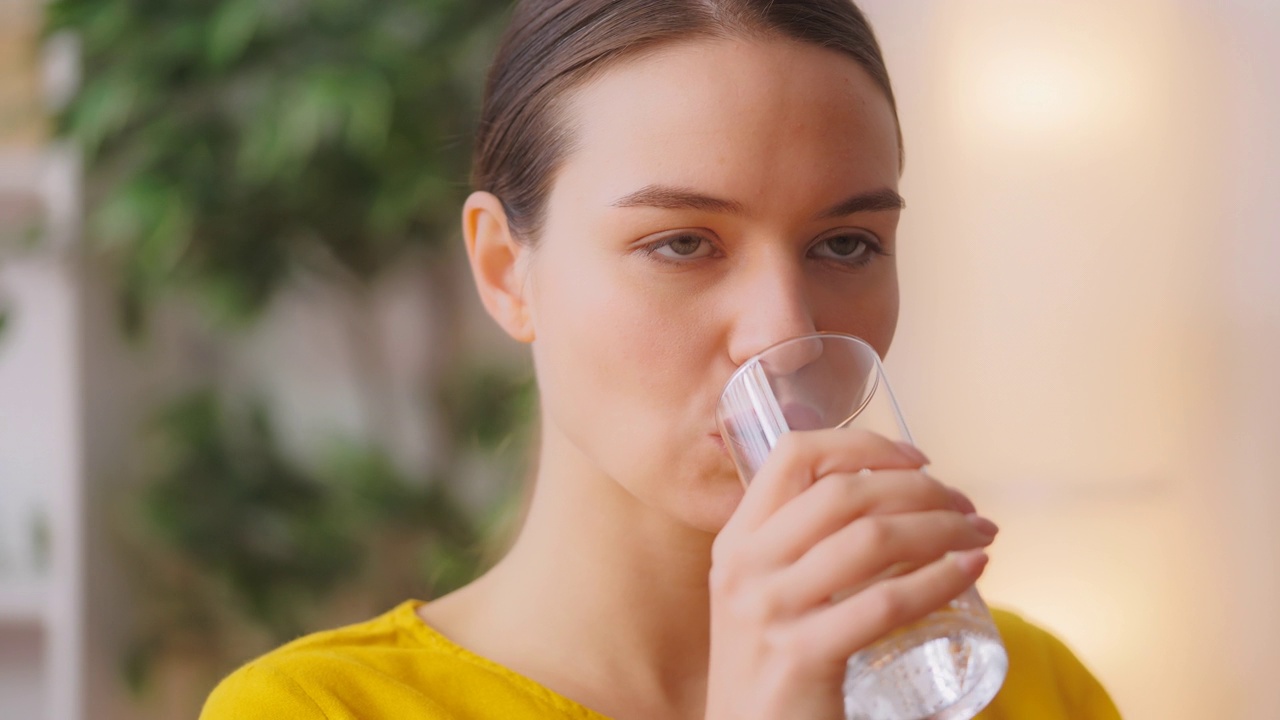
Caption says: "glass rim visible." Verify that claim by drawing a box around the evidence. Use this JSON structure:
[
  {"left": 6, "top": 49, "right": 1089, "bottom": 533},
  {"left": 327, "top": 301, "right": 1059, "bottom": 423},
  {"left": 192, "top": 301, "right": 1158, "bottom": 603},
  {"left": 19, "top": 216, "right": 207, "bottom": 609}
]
[{"left": 716, "top": 331, "right": 885, "bottom": 415}]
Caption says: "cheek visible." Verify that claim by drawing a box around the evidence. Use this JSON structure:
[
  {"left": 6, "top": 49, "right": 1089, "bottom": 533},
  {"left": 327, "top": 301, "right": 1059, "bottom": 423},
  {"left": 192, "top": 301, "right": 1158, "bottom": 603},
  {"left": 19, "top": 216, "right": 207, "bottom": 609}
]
[
  {"left": 528, "top": 247, "right": 717, "bottom": 433},
  {"left": 866, "top": 272, "right": 900, "bottom": 355},
  {"left": 528, "top": 244, "right": 743, "bottom": 529},
  {"left": 816, "top": 264, "right": 900, "bottom": 357}
]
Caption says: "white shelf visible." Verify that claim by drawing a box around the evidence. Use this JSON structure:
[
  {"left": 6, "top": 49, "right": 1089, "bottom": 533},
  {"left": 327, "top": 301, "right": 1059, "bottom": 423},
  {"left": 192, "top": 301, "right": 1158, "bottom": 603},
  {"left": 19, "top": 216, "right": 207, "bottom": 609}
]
[{"left": 0, "top": 577, "right": 47, "bottom": 626}]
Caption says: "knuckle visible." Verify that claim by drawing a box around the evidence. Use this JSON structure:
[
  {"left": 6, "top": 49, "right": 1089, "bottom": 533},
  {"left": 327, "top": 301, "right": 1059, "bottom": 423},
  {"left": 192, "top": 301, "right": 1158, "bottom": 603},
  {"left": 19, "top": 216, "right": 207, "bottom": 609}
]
[
  {"left": 817, "top": 472, "right": 860, "bottom": 507},
  {"left": 908, "top": 471, "right": 956, "bottom": 511},
  {"left": 708, "top": 563, "right": 735, "bottom": 595},
  {"left": 905, "top": 469, "right": 945, "bottom": 498},
  {"left": 850, "top": 516, "right": 893, "bottom": 552},
  {"left": 918, "top": 471, "right": 948, "bottom": 495},
  {"left": 730, "top": 582, "right": 787, "bottom": 624},
  {"left": 842, "top": 427, "right": 879, "bottom": 446},
  {"left": 710, "top": 531, "right": 734, "bottom": 563},
  {"left": 763, "top": 624, "right": 813, "bottom": 663},
  {"left": 848, "top": 428, "right": 895, "bottom": 458},
  {"left": 863, "top": 587, "right": 909, "bottom": 628},
  {"left": 709, "top": 545, "right": 746, "bottom": 594},
  {"left": 814, "top": 472, "right": 872, "bottom": 522},
  {"left": 843, "top": 470, "right": 877, "bottom": 504}
]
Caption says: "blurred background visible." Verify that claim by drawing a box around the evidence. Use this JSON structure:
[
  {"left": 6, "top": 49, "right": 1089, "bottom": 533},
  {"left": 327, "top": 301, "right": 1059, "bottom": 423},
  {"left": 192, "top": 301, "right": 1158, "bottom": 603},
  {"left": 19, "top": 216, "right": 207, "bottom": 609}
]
[{"left": 0, "top": 0, "right": 1276, "bottom": 718}]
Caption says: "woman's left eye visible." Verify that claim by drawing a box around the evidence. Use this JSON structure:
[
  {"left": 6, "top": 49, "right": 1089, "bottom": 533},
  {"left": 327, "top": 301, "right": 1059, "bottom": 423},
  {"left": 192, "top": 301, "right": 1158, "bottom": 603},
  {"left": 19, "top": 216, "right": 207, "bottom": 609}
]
[
  {"left": 809, "top": 232, "right": 883, "bottom": 265},
  {"left": 647, "top": 234, "right": 715, "bottom": 261}
]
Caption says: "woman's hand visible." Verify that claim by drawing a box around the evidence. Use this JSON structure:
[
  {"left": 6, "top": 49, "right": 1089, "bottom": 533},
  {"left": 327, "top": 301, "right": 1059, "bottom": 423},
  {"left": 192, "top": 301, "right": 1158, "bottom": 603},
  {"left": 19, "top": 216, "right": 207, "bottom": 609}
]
[{"left": 704, "top": 429, "right": 997, "bottom": 720}]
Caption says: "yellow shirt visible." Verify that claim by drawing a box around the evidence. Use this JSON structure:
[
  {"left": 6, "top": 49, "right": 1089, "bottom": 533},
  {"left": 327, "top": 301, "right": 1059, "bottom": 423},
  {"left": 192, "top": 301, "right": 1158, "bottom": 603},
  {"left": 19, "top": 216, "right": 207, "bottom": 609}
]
[{"left": 200, "top": 601, "right": 1121, "bottom": 719}]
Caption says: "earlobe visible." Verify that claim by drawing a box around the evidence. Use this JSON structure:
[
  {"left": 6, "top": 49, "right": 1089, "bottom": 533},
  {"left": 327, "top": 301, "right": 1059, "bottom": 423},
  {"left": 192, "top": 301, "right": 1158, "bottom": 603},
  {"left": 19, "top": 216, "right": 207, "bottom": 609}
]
[{"left": 462, "top": 191, "right": 535, "bottom": 343}]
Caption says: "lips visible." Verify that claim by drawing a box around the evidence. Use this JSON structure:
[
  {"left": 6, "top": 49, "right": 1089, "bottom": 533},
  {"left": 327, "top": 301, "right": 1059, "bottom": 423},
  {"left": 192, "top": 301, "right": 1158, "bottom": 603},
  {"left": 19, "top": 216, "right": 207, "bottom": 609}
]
[
  {"left": 781, "top": 402, "right": 824, "bottom": 431},
  {"left": 709, "top": 433, "right": 728, "bottom": 454},
  {"left": 713, "top": 400, "right": 825, "bottom": 450}
]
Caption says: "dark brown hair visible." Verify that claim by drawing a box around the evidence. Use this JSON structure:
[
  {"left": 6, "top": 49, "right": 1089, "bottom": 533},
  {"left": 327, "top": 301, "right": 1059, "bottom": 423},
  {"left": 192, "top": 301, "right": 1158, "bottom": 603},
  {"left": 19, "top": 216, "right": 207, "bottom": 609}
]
[{"left": 472, "top": 0, "right": 901, "bottom": 242}]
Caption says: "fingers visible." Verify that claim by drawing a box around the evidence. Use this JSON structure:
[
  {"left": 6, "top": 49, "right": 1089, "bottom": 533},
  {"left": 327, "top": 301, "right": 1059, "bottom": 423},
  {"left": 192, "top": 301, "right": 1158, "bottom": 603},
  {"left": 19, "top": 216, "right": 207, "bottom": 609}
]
[
  {"left": 727, "top": 429, "right": 928, "bottom": 535},
  {"left": 747, "top": 469, "right": 959, "bottom": 569},
  {"left": 707, "top": 426, "right": 996, "bottom": 714},
  {"left": 946, "top": 486, "right": 976, "bottom": 514},
  {"left": 788, "top": 550, "right": 990, "bottom": 661},
  {"left": 770, "top": 510, "right": 997, "bottom": 615}
]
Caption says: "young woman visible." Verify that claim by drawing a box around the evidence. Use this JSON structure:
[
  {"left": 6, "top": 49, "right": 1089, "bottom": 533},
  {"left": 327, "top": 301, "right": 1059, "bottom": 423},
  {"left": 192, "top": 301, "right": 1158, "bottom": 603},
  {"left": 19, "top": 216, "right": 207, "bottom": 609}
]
[{"left": 202, "top": 1, "right": 1121, "bottom": 718}]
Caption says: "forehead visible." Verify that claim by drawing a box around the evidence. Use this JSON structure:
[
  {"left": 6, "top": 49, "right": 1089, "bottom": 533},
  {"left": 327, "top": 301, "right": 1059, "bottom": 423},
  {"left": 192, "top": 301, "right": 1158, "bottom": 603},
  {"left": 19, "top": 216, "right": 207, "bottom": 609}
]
[{"left": 554, "top": 36, "right": 901, "bottom": 216}]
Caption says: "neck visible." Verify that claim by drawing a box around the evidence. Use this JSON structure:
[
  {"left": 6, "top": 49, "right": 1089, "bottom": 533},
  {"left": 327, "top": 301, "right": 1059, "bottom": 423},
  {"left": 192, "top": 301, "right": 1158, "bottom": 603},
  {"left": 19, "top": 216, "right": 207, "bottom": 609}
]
[{"left": 431, "top": 424, "right": 716, "bottom": 719}]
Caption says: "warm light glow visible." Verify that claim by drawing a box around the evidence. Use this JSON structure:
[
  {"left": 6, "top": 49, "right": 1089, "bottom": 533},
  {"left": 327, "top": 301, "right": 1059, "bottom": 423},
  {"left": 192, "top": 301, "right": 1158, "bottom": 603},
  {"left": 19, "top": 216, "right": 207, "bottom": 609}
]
[
  {"left": 969, "top": 47, "right": 1096, "bottom": 135},
  {"left": 875, "top": 0, "right": 1238, "bottom": 717},
  {"left": 935, "top": 1, "right": 1167, "bottom": 150}
]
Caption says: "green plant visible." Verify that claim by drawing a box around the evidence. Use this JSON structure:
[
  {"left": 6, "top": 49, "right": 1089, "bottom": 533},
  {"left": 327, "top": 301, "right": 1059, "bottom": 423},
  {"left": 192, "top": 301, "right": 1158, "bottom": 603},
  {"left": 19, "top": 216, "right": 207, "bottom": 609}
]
[
  {"left": 119, "top": 385, "right": 532, "bottom": 692},
  {"left": 44, "top": 0, "right": 531, "bottom": 699},
  {"left": 46, "top": 0, "right": 511, "bottom": 329}
]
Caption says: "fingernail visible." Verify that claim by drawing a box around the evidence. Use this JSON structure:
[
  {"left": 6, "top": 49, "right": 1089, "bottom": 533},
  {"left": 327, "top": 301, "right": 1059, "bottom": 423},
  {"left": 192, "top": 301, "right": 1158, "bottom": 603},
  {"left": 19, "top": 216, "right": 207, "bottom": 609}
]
[
  {"left": 966, "top": 513, "right": 999, "bottom": 537},
  {"left": 894, "top": 441, "right": 930, "bottom": 465},
  {"left": 947, "top": 488, "right": 977, "bottom": 514},
  {"left": 952, "top": 549, "right": 989, "bottom": 574}
]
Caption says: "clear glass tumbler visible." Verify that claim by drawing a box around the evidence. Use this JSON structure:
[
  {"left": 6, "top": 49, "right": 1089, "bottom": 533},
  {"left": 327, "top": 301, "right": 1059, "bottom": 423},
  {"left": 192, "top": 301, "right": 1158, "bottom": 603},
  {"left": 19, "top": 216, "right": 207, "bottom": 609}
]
[{"left": 716, "top": 333, "right": 1008, "bottom": 720}]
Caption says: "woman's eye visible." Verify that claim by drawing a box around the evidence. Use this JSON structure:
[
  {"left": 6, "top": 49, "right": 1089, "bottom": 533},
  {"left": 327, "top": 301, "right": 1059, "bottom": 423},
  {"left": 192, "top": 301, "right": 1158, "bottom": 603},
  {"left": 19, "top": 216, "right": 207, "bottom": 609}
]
[
  {"left": 809, "top": 232, "right": 882, "bottom": 264},
  {"left": 649, "top": 234, "right": 714, "bottom": 260}
]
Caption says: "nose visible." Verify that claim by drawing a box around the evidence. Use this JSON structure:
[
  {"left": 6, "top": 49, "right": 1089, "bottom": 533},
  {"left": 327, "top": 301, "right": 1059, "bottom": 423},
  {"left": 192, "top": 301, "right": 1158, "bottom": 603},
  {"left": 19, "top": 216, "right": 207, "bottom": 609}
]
[{"left": 726, "top": 259, "right": 818, "bottom": 369}]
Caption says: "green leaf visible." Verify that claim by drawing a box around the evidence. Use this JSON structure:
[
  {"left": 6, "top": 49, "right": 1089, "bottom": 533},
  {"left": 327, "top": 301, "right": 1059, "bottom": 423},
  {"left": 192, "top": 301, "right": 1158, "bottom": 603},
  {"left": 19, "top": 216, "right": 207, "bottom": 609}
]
[
  {"left": 442, "top": 366, "right": 537, "bottom": 450},
  {"left": 121, "top": 637, "right": 156, "bottom": 696},
  {"left": 207, "top": 0, "right": 262, "bottom": 69},
  {"left": 77, "top": 0, "right": 131, "bottom": 48},
  {"left": 92, "top": 176, "right": 195, "bottom": 308},
  {"left": 132, "top": 191, "right": 193, "bottom": 283},
  {"left": 62, "top": 69, "right": 140, "bottom": 158},
  {"left": 285, "top": 69, "right": 348, "bottom": 155},
  {"left": 342, "top": 70, "right": 394, "bottom": 157},
  {"left": 93, "top": 177, "right": 167, "bottom": 249},
  {"left": 196, "top": 274, "right": 263, "bottom": 326},
  {"left": 236, "top": 97, "right": 287, "bottom": 182}
]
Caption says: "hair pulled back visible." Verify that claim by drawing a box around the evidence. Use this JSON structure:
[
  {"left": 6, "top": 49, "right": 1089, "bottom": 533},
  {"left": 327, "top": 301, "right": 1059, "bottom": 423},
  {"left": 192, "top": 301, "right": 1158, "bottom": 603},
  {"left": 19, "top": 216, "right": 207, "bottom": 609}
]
[{"left": 472, "top": 0, "right": 900, "bottom": 242}]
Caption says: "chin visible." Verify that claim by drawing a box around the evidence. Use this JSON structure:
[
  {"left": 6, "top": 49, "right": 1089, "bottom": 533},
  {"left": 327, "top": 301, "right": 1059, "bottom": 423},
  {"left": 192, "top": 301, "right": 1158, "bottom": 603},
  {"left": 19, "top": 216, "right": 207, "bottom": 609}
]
[{"left": 668, "top": 469, "right": 746, "bottom": 534}]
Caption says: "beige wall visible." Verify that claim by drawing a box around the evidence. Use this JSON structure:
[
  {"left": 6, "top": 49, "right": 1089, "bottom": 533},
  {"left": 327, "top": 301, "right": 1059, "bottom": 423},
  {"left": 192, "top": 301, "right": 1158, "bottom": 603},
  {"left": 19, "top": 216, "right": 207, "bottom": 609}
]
[
  {"left": 1214, "top": 3, "right": 1280, "bottom": 718},
  {"left": 865, "top": 1, "right": 1278, "bottom": 718}
]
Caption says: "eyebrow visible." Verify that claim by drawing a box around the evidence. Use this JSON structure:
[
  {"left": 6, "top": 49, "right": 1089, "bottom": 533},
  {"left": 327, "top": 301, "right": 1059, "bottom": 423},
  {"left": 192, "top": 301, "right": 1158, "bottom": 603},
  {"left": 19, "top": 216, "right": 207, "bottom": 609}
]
[
  {"left": 610, "top": 184, "right": 905, "bottom": 219},
  {"left": 611, "top": 185, "right": 746, "bottom": 214},
  {"left": 815, "top": 187, "right": 906, "bottom": 218}
]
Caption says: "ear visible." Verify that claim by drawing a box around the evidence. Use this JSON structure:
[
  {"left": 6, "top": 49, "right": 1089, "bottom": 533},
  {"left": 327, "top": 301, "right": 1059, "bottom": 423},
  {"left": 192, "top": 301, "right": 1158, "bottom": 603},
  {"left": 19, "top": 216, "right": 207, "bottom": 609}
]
[{"left": 463, "top": 191, "right": 536, "bottom": 343}]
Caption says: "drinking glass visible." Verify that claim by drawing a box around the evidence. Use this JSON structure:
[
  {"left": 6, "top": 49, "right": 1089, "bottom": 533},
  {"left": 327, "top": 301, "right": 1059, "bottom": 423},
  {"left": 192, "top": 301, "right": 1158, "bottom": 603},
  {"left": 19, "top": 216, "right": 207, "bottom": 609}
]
[{"left": 716, "top": 332, "right": 1008, "bottom": 720}]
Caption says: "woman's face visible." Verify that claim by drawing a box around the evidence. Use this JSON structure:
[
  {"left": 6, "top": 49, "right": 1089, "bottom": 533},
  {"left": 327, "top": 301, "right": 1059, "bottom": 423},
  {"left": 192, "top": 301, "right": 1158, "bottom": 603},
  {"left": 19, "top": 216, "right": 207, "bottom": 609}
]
[{"left": 525, "top": 36, "right": 902, "bottom": 533}]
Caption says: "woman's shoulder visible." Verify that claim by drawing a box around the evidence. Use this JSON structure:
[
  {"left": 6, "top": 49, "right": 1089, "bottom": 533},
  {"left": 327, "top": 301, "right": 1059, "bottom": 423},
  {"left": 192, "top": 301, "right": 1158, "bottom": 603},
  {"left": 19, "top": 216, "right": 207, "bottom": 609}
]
[
  {"left": 979, "top": 607, "right": 1123, "bottom": 720},
  {"left": 199, "top": 600, "right": 460, "bottom": 720},
  {"left": 199, "top": 599, "right": 606, "bottom": 720}
]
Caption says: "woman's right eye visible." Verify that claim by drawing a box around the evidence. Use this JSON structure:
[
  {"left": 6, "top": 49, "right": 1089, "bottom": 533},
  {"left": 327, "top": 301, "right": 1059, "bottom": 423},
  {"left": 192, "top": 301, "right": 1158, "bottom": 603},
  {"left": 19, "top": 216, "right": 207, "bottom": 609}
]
[{"left": 646, "top": 234, "right": 715, "bottom": 261}]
